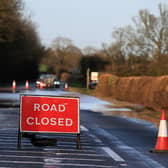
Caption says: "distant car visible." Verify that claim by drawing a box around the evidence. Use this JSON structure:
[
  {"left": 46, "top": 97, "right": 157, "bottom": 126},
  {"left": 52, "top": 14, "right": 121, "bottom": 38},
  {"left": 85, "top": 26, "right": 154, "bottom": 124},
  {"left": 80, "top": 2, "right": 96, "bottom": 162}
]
[
  {"left": 89, "top": 81, "right": 98, "bottom": 89},
  {"left": 36, "top": 74, "right": 56, "bottom": 88},
  {"left": 53, "top": 79, "right": 61, "bottom": 88},
  {"left": 36, "top": 80, "right": 47, "bottom": 88}
]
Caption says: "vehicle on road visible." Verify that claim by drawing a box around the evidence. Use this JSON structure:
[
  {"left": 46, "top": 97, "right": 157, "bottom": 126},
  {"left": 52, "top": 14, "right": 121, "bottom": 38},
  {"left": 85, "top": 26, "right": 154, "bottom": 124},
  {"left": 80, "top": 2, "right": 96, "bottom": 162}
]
[
  {"left": 89, "top": 81, "right": 98, "bottom": 89},
  {"left": 53, "top": 78, "right": 61, "bottom": 88},
  {"left": 36, "top": 74, "right": 57, "bottom": 88}
]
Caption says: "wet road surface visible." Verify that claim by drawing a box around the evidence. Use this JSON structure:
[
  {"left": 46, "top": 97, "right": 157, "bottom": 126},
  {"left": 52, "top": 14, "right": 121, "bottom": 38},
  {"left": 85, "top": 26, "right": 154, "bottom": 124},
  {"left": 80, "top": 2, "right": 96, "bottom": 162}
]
[{"left": 0, "top": 107, "right": 122, "bottom": 168}]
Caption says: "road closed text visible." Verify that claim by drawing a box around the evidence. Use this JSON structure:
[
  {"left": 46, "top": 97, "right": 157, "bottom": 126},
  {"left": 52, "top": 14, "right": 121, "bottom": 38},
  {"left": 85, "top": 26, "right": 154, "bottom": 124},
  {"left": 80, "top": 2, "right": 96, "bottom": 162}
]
[
  {"left": 26, "top": 117, "right": 73, "bottom": 126},
  {"left": 34, "top": 103, "right": 66, "bottom": 112},
  {"left": 20, "top": 96, "right": 80, "bottom": 133},
  {"left": 25, "top": 102, "right": 72, "bottom": 126}
]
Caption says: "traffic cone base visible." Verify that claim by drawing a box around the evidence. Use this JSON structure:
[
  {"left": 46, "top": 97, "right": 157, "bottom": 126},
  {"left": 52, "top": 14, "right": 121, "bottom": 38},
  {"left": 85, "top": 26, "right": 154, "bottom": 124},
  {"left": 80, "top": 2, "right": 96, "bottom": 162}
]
[
  {"left": 155, "top": 137, "right": 168, "bottom": 150},
  {"left": 150, "top": 149, "right": 168, "bottom": 153},
  {"left": 150, "top": 109, "right": 168, "bottom": 152},
  {"left": 150, "top": 137, "right": 168, "bottom": 152}
]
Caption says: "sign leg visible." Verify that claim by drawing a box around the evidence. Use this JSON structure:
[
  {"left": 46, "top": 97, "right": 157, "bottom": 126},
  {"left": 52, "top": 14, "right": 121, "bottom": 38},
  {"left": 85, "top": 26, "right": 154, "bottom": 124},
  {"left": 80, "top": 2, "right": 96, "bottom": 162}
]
[
  {"left": 76, "top": 133, "right": 81, "bottom": 149},
  {"left": 17, "top": 131, "right": 22, "bottom": 150}
]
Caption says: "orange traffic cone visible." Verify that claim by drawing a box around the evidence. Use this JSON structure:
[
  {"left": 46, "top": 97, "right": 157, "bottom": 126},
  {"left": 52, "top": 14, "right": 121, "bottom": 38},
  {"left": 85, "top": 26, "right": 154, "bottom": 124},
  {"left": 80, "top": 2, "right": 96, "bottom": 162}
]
[
  {"left": 39, "top": 82, "right": 43, "bottom": 89},
  {"left": 64, "top": 83, "right": 69, "bottom": 91},
  {"left": 25, "top": 80, "right": 29, "bottom": 89},
  {"left": 151, "top": 109, "right": 168, "bottom": 152},
  {"left": 12, "top": 80, "right": 16, "bottom": 90}
]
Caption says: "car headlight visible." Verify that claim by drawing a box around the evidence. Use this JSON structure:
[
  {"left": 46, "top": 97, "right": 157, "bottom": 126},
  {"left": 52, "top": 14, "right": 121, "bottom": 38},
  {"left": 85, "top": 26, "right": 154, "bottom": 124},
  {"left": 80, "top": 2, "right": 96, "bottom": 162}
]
[{"left": 54, "top": 81, "right": 60, "bottom": 85}]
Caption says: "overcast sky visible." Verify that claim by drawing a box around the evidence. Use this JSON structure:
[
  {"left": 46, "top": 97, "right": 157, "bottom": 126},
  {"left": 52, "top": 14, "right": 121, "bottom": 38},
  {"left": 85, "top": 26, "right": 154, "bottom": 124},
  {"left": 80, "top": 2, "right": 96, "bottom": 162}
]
[{"left": 23, "top": 0, "right": 167, "bottom": 49}]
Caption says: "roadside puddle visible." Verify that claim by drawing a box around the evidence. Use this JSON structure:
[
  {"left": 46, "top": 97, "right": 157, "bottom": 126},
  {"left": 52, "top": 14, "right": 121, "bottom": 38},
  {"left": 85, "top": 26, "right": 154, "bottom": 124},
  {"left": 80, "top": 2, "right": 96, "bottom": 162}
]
[
  {"left": 91, "top": 104, "right": 159, "bottom": 126},
  {"left": 91, "top": 104, "right": 132, "bottom": 112},
  {"left": 91, "top": 104, "right": 134, "bottom": 116}
]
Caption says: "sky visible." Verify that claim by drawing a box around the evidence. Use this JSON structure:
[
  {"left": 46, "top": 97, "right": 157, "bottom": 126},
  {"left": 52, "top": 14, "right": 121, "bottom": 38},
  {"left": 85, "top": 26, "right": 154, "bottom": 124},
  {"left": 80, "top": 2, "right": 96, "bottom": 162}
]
[{"left": 23, "top": 0, "right": 167, "bottom": 50}]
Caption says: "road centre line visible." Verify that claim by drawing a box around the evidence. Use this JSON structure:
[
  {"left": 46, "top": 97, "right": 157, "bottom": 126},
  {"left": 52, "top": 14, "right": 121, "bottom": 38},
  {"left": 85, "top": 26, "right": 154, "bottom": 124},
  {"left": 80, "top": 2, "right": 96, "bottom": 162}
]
[
  {"left": 0, "top": 160, "right": 115, "bottom": 168},
  {"left": 102, "top": 147, "right": 125, "bottom": 162}
]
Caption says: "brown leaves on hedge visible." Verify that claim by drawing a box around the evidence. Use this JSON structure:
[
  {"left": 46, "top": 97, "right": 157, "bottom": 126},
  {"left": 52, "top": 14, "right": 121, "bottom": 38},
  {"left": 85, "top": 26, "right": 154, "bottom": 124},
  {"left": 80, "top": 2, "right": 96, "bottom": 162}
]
[{"left": 96, "top": 74, "right": 168, "bottom": 111}]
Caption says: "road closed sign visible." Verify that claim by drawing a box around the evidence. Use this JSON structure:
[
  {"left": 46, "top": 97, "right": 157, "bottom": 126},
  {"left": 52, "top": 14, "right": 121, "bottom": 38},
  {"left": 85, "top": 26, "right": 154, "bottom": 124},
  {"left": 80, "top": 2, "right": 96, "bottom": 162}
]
[{"left": 20, "top": 95, "right": 80, "bottom": 133}]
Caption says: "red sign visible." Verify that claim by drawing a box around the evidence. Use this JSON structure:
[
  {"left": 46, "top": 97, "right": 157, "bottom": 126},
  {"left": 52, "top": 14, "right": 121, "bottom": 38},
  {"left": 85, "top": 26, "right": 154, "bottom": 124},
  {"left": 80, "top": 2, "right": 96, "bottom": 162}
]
[{"left": 20, "top": 95, "right": 80, "bottom": 133}]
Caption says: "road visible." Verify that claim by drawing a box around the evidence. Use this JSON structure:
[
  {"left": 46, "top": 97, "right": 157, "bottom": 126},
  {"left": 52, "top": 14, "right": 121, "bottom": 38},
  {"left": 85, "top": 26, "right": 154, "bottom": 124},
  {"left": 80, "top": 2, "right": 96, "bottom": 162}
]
[{"left": 0, "top": 87, "right": 168, "bottom": 168}]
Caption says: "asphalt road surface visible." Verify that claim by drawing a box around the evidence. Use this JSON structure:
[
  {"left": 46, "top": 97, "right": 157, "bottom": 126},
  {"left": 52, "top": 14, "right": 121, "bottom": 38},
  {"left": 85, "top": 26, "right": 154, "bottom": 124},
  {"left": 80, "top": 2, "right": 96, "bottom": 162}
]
[{"left": 0, "top": 88, "right": 167, "bottom": 168}]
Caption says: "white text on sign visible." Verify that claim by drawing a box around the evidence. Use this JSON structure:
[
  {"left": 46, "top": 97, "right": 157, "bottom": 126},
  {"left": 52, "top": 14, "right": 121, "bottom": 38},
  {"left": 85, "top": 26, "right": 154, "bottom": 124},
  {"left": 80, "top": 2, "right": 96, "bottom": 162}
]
[
  {"left": 34, "top": 103, "right": 66, "bottom": 112},
  {"left": 26, "top": 117, "right": 73, "bottom": 126}
]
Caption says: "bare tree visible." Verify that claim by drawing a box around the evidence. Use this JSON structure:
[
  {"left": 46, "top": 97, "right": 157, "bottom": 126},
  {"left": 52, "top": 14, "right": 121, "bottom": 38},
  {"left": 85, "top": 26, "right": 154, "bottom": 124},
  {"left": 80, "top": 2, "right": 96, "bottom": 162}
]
[
  {"left": 51, "top": 37, "right": 82, "bottom": 75},
  {"left": 129, "top": 3, "right": 168, "bottom": 58},
  {"left": 52, "top": 37, "right": 73, "bottom": 50},
  {"left": 102, "top": 27, "right": 127, "bottom": 75},
  {"left": 107, "top": 3, "right": 168, "bottom": 76},
  {"left": 51, "top": 37, "right": 73, "bottom": 74},
  {"left": 82, "top": 46, "right": 97, "bottom": 55}
]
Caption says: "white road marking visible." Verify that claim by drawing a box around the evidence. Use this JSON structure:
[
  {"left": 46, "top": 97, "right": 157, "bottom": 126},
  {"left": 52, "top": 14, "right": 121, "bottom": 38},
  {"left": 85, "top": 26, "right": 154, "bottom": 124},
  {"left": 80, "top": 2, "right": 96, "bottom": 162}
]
[
  {"left": 89, "top": 134, "right": 103, "bottom": 143},
  {"left": 98, "top": 128, "right": 166, "bottom": 168},
  {"left": 0, "top": 142, "right": 30, "bottom": 145},
  {"left": 44, "top": 157, "right": 105, "bottom": 162},
  {"left": 80, "top": 125, "right": 89, "bottom": 131},
  {"left": 0, "top": 154, "right": 105, "bottom": 161},
  {"left": 53, "top": 152, "right": 104, "bottom": 157},
  {"left": 57, "top": 141, "right": 90, "bottom": 145},
  {"left": 0, "top": 160, "right": 115, "bottom": 167},
  {"left": 102, "top": 147, "right": 125, "bottom": 162},
  {"left": 43, "top": 148, "right": 95, "bottom": 152},
  {"left": 58, "top": 144, "right": 95, "bottom": 149},
  {"left": 1, "top": 149, "right": 95, "bottom": 154},
  {"left": 0, "top": 150, "right": 104, "bottom": 157}
]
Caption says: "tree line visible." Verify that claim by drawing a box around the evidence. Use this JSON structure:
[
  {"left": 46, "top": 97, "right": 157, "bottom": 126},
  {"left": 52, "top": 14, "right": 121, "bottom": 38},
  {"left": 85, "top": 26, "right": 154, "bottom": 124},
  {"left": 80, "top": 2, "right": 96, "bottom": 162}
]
[
  {"left": 0, "top": 0, "right": 45, "bottom": 82},
  {"left": 1, "top": 1, "right": 168, "bottom": 83},
  {"left": 103, "top": 3, "right": 168, "bottom": 76},
  {"left": 43, "top": 3, "right": 168, "bottom": 80}
]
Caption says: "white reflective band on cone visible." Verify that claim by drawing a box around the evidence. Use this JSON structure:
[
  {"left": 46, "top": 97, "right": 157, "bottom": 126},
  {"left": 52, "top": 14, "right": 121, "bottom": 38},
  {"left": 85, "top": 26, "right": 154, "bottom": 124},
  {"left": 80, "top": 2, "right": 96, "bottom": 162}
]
[{"left": 158, "top": 120, "right": 168, "bottom": 137}]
